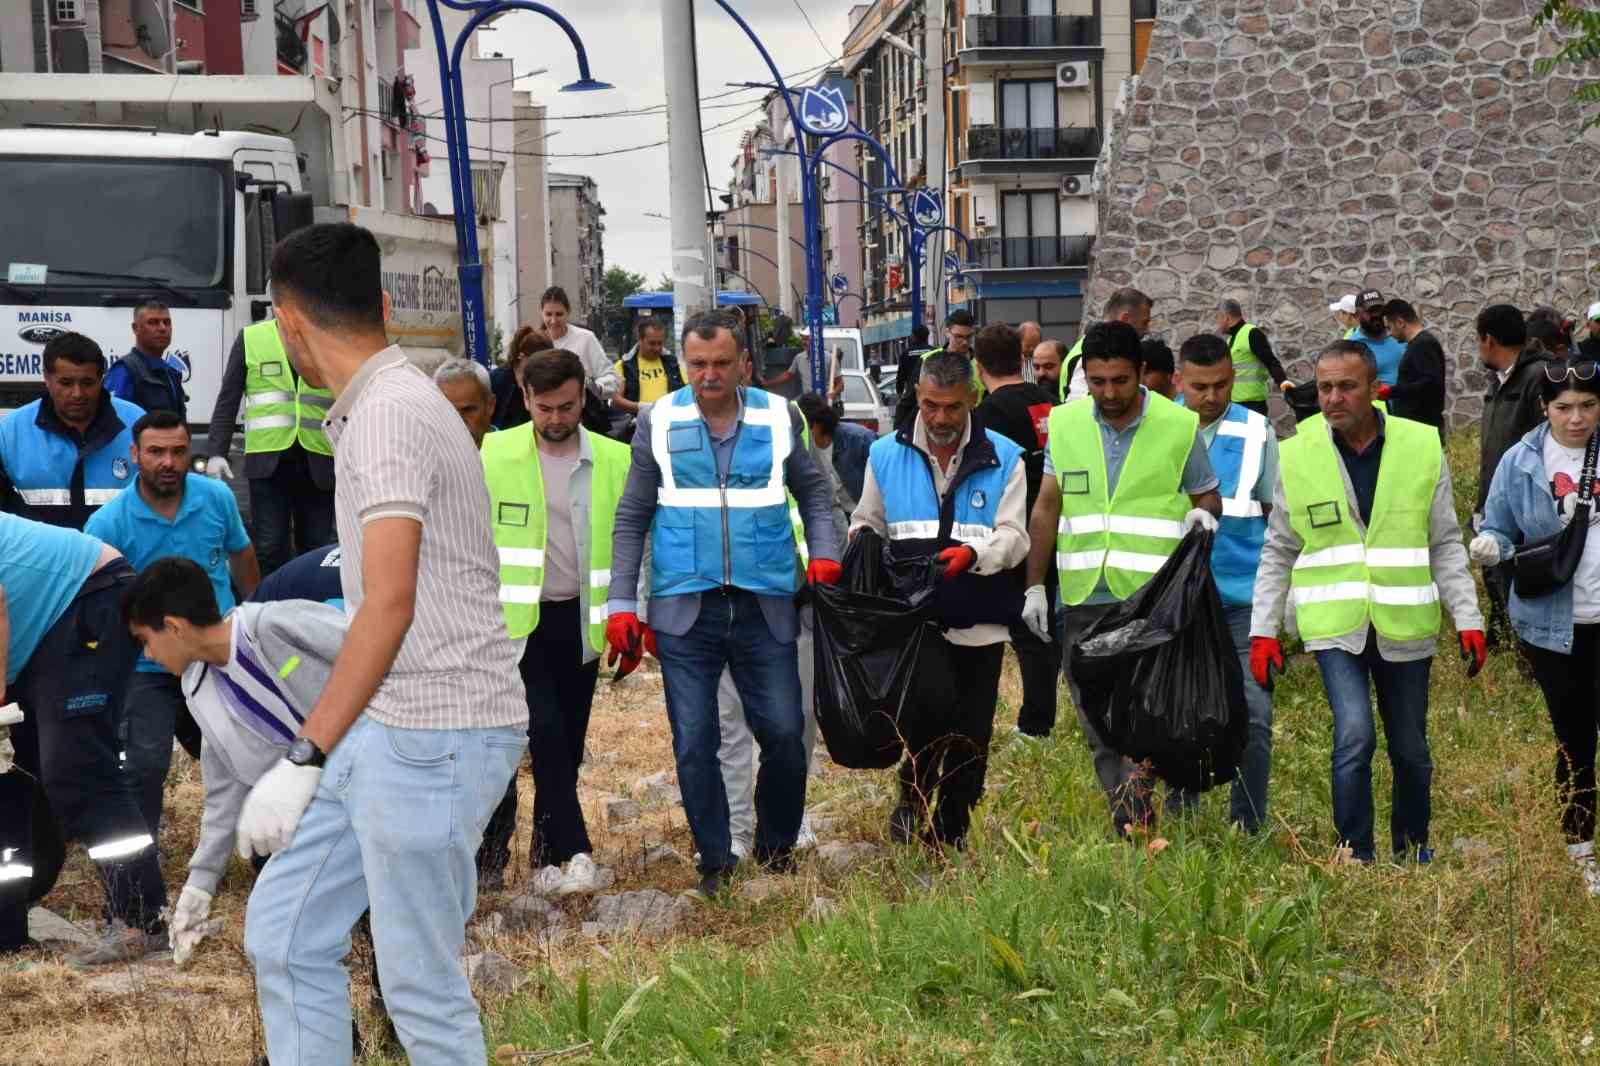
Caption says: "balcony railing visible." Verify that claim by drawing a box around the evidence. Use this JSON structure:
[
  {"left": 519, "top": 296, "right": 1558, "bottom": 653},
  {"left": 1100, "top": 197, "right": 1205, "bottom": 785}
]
[
  {"left": 964, "top": 126, "right": 1101, "bottom": 162},
  {"left": 963, "top": 15, "right": 1100, "bottom": 49},
  {"left": 971, "top": 235, "right": 1094, "bottom": 270}
]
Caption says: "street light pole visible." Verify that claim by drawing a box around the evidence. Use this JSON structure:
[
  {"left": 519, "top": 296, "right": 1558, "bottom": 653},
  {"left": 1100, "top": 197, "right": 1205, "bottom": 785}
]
[{"left": 661, "top": 0, "right": 713, "bottom": 341}]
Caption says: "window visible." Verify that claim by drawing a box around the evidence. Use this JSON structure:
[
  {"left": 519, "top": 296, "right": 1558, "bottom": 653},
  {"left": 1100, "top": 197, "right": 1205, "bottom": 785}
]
[
  {"left": 842, "top": 374, "right": 874, "bottom": 404},
  {"left": 1000, "top": 190, "right": 1058, "bottom": 267},
  {"left": 1000, "top": 78, "right": 1056, "bottom": 129}
]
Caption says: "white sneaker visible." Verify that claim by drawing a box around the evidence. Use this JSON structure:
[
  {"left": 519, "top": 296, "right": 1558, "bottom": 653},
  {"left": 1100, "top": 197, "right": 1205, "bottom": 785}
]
[
  {"left": 556, "top": 853, "right": 613, "bottom": 896},
  {"left": 530, "top": 864, "right": 566, "bottom": 897},
  {"left": 795, "top": 817, "right": 818, "bottom": 851},
  {"left": 1571, "top": 842, "right": 1600, "bottom": 897}
]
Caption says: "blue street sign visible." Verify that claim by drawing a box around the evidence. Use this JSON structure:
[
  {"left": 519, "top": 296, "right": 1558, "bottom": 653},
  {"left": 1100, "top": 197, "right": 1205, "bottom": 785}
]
[
  {"left": 942, "top": 251, "right": 960, "bottom": 274},
  {"left": 830, "top": 271, "right": 849, "bottom": 293},
  {"left": 798, "top": 86, "right": 849, "bottom": 136},
  {"left": 911, "top": 187, "right": 943, "bottom": 228},
  {"left": 822, "top": 305, "right": 838, "bottom": 325}
]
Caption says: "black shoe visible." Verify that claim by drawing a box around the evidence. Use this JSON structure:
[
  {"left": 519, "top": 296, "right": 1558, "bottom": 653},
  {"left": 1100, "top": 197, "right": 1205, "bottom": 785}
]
[
  {"left": 889, "top": 804, "right": 921, "bottom": 845},
  {"left": 693, "top": 870, "right": 727, "bottom": 900},
  {"left": 753, "top": 846, "right": 795, "bottom": 874}
]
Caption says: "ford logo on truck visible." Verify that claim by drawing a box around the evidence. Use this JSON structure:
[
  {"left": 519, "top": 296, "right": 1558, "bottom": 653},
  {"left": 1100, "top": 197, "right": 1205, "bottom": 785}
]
[{"left": 18, "top": 325, "right": 67, "bottom": 345}]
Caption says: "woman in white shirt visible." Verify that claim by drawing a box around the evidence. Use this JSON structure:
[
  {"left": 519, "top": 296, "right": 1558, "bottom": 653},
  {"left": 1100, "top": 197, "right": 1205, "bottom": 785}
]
[{"left": 539, "top": 285, "right": 619, "bottom": 402}]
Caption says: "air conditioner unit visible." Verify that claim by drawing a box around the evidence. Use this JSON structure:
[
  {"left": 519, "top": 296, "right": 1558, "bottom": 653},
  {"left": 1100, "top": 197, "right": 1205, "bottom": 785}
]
[
  {"left": 1056, "top": 61, "right": 1090, "bottom": 89},
  {"left": 1058, "top": 174, "right": 1087, "bottom": 197},
  {"left": 240, "top": 0, "right": 260, "bottom": 19},
  {"left": 53, "top": 0, "right": 86, "bottom": 25}
]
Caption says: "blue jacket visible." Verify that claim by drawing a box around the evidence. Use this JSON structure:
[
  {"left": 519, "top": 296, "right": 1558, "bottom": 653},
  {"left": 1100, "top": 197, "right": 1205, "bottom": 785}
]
[
  {"left": 830, "top": 419, "right": 875, "bottom": 503},
  {"left": 1206, "top": 404, "right": 1270, "bottom": 607},
  {"left": 0, "top": 394, "right": 144, "bottom": 528},
  {"left": 1482, "top": 421, "right": 1578, "bottom": 653},
  {"left": 107, "top": 348, "right": 187, "bottom": 419}
]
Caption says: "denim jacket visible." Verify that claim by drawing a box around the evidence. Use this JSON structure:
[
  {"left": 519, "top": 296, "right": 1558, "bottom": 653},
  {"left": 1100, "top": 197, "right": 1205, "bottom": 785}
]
[{"left": 1481, "top": 421, "right": 1577, "bottom": 653}]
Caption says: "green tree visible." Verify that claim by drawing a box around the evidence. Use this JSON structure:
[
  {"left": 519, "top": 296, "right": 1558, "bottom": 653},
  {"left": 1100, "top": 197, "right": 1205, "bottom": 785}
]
[
  {"left": 600, "top": 266, "right": 649, "bottom": 351},
  {"left": 1535, "top": 2, "right": 1600, "bottom": 127},
  {"left": 654, "top": 273, "right": 674, "bottom": 293}
]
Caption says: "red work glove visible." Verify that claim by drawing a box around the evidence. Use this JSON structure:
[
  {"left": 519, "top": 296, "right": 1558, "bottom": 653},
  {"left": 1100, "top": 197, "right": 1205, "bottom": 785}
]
[
  {"left": 1460, "top": 629, "right": 1487, "bottom": 679},
  {"left": 605, "top": 612, "right": 646, "bottom": 679},
  {"left": 642, "top": 626, "right": 658, "bottom": 660},
  {"left": 1376, "top": 383, "right": 1392, "bottom": 400},
  {"left": 1249, "top": 637, "right": 1285, "bottom": 689},
  {"left": 936, "top": 545, "right": 977, "bottom": 581},
  {"left": 807, "top": 559, "right": 843, "bottom": 586}
]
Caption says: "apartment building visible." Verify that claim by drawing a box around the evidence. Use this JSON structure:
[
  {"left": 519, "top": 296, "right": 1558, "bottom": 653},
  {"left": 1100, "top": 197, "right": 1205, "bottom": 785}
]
[{"left": 548, "top": 171, "right": 606, "bottom": 330}]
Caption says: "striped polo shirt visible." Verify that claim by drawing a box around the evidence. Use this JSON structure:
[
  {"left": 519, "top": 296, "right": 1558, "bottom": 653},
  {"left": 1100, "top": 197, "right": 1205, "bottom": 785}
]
[{"left": 322, "top": 346, "right": 525, "bottom": 731}]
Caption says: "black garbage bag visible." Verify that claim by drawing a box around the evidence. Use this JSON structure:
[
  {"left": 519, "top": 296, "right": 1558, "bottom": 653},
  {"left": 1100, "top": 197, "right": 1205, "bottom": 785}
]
[
  {"left": 812, "top": 529, "right": 942, "bottom": 769},
  {"left": 1068, "top": 529, "right": 1248, "bottom": 791}
]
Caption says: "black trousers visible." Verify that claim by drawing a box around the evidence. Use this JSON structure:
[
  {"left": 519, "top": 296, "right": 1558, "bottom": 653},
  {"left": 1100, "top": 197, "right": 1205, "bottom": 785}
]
[
  {"left": 1523, "top": 624, "right": 1600, "bottom": 843},
  {"left": 478, "top": 600, "right": 601, "bottom": 875},
  {"left": 0, "top": 563, "right": 166, "bottom": 950},
  {"left": 250, "top": 447, "right": 336, "bottom": 578},
  {"left": 897, "top": 639, "right": 1006, "bottom": 845},
  {"left": 1012, "top": 580, "right": 1062, "bottom": 737}
]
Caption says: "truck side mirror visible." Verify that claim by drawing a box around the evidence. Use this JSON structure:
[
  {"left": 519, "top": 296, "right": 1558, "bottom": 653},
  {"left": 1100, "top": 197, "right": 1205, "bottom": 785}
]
[
  {"left": 272, "top": 193, "right": 315, "bottom": 240},
  {"left": 244, "top": 190, "right": 265, "bottom": 295}
]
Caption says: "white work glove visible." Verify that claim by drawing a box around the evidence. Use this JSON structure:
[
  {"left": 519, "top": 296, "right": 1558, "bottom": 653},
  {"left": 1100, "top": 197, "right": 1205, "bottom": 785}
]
[
  {"left": 1183, "top": 508, "right": 1219, "bottom": 534},
  {"left": 236, "top": 759, "right": 322, "bottom": 861},
  {"left": 1469, "top": 533, "right": 1503, "bottom": 567},
  {"left": 0, "top": 703, "right": 21, "bottom": 776},
  {"left": 204, "top": 455, "right": 233, "bottom": 480},
  {"left": 169, "top": 884, "right": 213, "bottom": 966},
  {"left": 1021, "top": 585, "right": 1050, "bottom": 643}
]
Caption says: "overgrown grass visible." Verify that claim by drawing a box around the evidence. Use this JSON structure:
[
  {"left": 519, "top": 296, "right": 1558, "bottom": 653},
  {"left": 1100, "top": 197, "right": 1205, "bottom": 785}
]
[{"left": 426, "top": 432, "right": 1600, "bottom": 1064}]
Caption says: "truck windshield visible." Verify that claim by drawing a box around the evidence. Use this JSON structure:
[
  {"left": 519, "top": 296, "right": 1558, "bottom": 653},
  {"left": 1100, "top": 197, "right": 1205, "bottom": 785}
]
[{"left": 0, "top": 158, "right": 226, "bottom": 289}]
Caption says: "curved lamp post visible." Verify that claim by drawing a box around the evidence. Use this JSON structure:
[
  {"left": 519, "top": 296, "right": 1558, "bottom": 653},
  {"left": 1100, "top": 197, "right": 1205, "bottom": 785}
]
[{"left": 423, "top": 0, "right": 611, "bottom": 364}]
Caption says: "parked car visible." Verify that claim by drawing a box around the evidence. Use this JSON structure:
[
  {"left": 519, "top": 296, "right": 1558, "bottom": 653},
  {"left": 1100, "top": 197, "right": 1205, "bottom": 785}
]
[
  {"left": 839, "top": 370, "right": 891, "bottom": 436},
  {"left": 873, "top": 365, "right": 899, "bottom": 409}
]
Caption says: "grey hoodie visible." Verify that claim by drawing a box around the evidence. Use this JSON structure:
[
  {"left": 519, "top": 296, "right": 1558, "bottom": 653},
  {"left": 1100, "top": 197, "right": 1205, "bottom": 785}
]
[{"left": 179, "top": 600, "right": 347, "bottom": 896}]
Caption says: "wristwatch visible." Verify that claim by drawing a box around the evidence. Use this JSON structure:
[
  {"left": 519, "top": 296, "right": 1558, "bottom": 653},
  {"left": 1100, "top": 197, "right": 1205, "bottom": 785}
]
[{"left": 286, "top": 736, "right": 327, "bottom": 768}]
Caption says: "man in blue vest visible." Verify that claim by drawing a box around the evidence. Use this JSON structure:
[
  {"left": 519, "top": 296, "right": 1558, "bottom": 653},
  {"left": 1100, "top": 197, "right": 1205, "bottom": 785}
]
[
  {"left": 106, "top": 300, "right": 187, "bottom": 419},
  {"left": 607, "top": 311, "right": 841, "bottom": 899},
  {"left": 0, "top": 332, "right": 142, "bottom": 528},
  {"left": 1175, "top": 334, "right": 1280, "bottom": 832},
  {"left": 852, "top": 349, "right": 1031, "bottom": 849}
]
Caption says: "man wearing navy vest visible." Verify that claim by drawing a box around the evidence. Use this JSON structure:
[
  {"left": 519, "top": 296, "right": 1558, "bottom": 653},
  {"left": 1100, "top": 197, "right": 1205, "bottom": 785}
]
[
  {"left": 106, "top": 300, "right": 187, "bottom": 419},
  {"left": 851, "top": 349, "right": 1031, "bottom": 849},
  {"left": 0, "top": 332, "right": 142, "bottom": 528},
  {"left": 1175, "top": 334, "right": 1280, "bottom": 832},
  {"left": 607, "top": 311, "right": 840, "bottom": 899}
]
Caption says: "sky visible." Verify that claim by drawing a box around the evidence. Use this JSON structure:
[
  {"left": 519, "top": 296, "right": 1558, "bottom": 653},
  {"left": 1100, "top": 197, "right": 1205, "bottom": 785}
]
[{"left": 480, "top": 0, "right": 857, "bottom": 284}]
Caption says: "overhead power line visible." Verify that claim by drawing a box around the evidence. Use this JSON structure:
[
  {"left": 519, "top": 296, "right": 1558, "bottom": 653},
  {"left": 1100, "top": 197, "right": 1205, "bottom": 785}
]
[{"left": 347, "top": 102, "right": 765, "bottom": 158}]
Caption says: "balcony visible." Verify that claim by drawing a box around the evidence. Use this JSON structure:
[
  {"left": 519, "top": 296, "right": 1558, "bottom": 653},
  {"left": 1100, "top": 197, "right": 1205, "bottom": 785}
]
[
  {"left": 959, "top": 14, "right": 1101, "bottom": 65},
  {"left": 957, "top": 126, "right": 1101, "bottom": 181},
  {"left": 968, "top": 235, "right": 1095, "bottom": 274}
]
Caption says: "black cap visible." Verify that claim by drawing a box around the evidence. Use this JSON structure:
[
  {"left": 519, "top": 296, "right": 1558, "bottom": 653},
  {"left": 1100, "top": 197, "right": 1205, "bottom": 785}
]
[{"left": 1357, "top": 289, "right": 1384, "bottom": 308}]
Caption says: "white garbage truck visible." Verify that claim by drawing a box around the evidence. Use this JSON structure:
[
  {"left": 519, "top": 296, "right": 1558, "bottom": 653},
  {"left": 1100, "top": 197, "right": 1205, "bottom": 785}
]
[{"left": 0, "top": 74, "right": 475, "bottom": 424}]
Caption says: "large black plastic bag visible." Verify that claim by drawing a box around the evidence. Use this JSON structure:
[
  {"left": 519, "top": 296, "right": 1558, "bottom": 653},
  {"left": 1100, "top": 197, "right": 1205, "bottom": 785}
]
[
  {"left": 1068, "top": 529, "right": 1248, "bottom": 791},
  {"left": 812, "top": 529, "right": 942, "bottom": 769}
]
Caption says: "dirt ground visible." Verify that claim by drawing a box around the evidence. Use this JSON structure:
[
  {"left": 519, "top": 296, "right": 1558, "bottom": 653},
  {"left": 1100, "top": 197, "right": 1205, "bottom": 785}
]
[{"left": 1, "top": 655, "right": 1027, "bottom": 1065}]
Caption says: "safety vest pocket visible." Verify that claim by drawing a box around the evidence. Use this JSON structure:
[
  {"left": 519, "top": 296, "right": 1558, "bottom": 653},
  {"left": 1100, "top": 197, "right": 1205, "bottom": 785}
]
[{"left": 654, "top": 509, "right": 697, "bottom": 572}]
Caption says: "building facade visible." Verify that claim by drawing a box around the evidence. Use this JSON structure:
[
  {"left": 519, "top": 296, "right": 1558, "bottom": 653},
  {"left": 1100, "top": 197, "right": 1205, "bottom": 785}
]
[
  {"left": 548, "top": 171, "right": 606, "bottom": 330},
  {"left": 513, "top": 93, "right": 552, "bottom": 320}
]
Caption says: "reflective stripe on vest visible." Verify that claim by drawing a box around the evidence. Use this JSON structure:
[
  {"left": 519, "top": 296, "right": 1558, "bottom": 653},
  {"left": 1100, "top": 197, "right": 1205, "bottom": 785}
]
[
  {"left": 482, "top": 424, "right": 631, "bottom": 652},
  {"left": 1047, "top": 392, "right": 1197, "bottom": 604},
  {"left": 242, "top": 320, "right": 334, "bottom": 457},
  {"left": 1229, "top": 323, "right": 1268, "bottom": 403},
  {"left": 1280, "top": 413, "right": 1442, "bottom": 642},
  {"left": 1207, "top": 404, "right": 1270, "bottom": 607}
]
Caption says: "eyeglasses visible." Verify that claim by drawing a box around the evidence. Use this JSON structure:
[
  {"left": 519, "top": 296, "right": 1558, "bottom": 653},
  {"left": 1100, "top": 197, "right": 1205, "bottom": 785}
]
[{"left": 1545, "top": 361, "right": 1600, "bottom": 383}]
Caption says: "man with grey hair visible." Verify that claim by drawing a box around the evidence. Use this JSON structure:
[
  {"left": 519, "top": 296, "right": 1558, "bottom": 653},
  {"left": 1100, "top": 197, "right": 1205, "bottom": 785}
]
[
  {"left": 1216, "top": 299, "right": 1288, "bottom": 416},
  {"left": 434, "top": 357, "right": 495, "bottom": 448},
  {"left": 1060, "top": 287, "right": 1154, "bottom": 403},
  {"left": 850, "top": 349, "right": 1030, "bottom": 849}
]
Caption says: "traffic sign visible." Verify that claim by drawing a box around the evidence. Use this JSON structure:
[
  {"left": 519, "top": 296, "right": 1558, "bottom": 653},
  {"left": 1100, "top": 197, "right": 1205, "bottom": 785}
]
[
  {"left": 822, "top": 305, "right": 838, "bottom": 325},
  {"left": 911, "top": 188, "right": 943, "bottom": 228},
  {"left": 830, "top": 271, "right": 849, "bottom": 293},
  {"left": 798, "top": 86, "right": 849, "bottom": 136}
]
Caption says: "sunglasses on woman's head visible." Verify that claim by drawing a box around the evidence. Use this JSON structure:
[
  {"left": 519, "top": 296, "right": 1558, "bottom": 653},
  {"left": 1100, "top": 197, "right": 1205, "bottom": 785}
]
[{"left": 1545, "top": 361, "right": 1599, "bottom": 383}]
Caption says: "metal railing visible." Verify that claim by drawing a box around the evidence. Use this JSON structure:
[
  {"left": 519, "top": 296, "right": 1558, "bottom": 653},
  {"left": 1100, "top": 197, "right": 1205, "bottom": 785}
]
[
  {"left": 970, "top": 235, "right": 1094, "bottom": 270},
  {"left": 963, "top": 14, "right": 1100, "bottom": 49},
  {"left": 963, "top": 126, "right": 1101, "bottom": 161}
]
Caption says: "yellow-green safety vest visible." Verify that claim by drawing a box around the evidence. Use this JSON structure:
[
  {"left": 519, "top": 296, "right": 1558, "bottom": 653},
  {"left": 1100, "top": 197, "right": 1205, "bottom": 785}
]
[
  {"left": 920, "top": 347, "right": 985, "bottom": 404},
  {"left": 1280, "top": 413, "right": 1441, "bottom": 642},
  {"left": 1048, "top": 391, "right": 1197, "bottom": 605},
  {"left": 482, "top": 424, "right": 631, "bottom": 653},
  {"left": 1229, "top": 322, "right": 1268, "bottom": 404},
  {"left": 242, "top": 320, "right": 333, "bottom": 456},
  {"left": 1058, "top": 336, "right": 1085, "bottom": 403}
]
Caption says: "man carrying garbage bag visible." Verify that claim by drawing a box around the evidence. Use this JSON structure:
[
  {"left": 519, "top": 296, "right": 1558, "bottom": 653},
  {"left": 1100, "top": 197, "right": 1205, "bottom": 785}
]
[
  {"left": 1250, "top": 339, "right": 1484, "bottom": 864},
  {"left": 849, "top": 349, "right": 1030, "bottom": 849},
  {"left": 1023, "top": 322, "right": 1222, "bottom": 836}
]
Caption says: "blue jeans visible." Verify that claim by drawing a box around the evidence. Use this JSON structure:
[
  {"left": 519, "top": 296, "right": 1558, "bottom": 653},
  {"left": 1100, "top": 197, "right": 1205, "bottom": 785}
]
[
  {"left": 1315, "top": 637, "right": 1434, "bottom": 862},
  {"left": 655, "top": 587, "right": 806, "bottom": 874},
  {"left": 1224, "top": 604, "right": 1275, "bottom": 832},
  {"left": 245, "top": 716, "right": 524, "bottom": 1066}
]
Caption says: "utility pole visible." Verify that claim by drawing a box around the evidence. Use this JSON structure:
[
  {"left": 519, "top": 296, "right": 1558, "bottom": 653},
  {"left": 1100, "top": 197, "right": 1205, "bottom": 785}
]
[
  {"left": 923, "top": 0, "right": 945, "bottom": 326},
  {"left": 661, "top": 0, "right": 713, "bottom": 342},
  {"left": 776, "top": 145, "right": 794, "bottom": 321}
]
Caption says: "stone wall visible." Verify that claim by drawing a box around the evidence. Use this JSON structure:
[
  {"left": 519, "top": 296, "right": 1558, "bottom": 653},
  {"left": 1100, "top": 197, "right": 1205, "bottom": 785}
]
[{"left": 1087, "top": 0, "right": 1600, "bottom": 426}]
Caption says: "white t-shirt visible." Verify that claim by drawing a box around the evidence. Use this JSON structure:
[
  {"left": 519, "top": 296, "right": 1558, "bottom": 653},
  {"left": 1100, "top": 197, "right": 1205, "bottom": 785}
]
[
  {"left": 788, "top": 347, "right": 841, "bottom": 398},
  {"left": 552, "top": 323, "right": 618, "bottom": 400},
  {"left": 1542, "top": 433, "right": 1600, "bottom": 622}
]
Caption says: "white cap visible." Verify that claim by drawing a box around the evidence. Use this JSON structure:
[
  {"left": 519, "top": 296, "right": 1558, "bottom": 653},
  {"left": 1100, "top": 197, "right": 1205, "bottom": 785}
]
[
  {"left": 1587, "top": 300, "right": 1600, "bottom": 322},
  {"left": 1328, "top": 294, "right": 1357, "bottom": 316}
]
